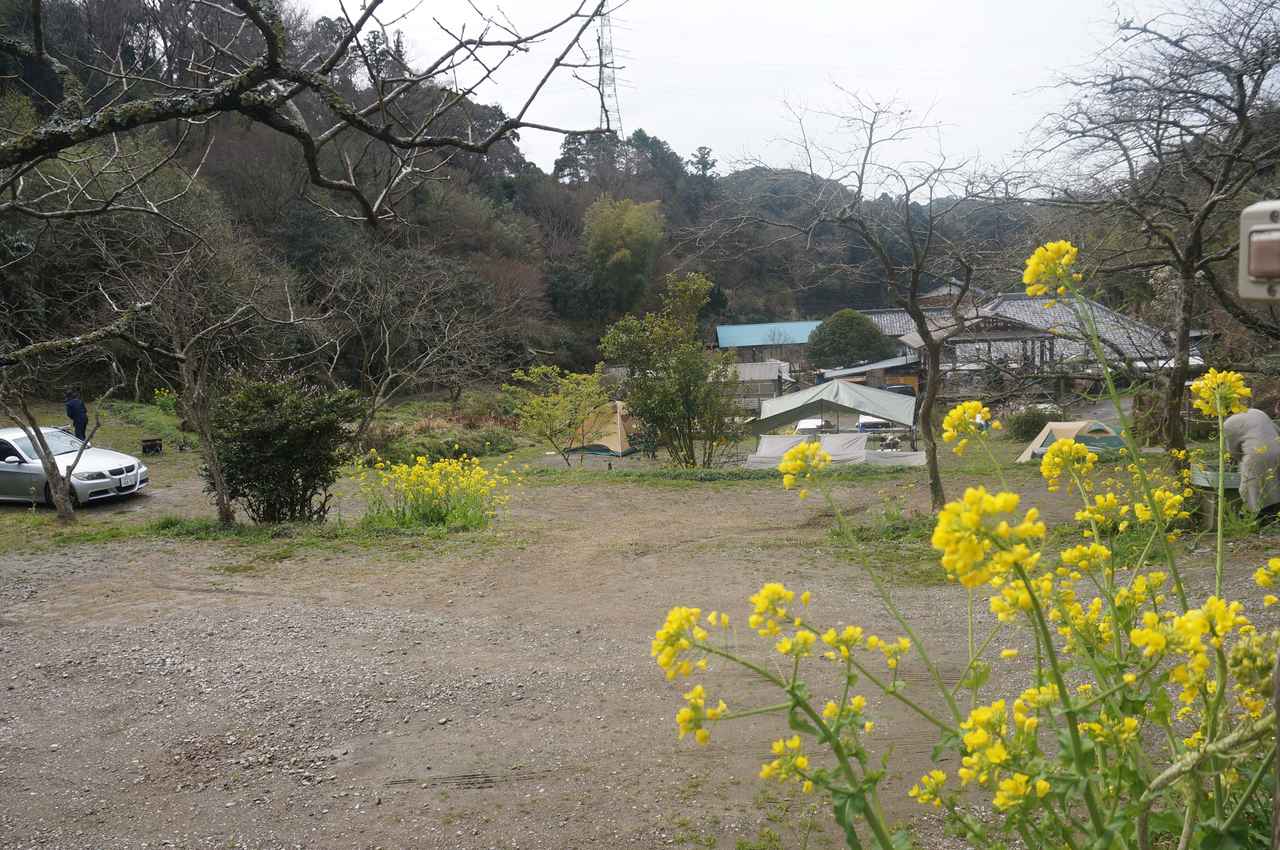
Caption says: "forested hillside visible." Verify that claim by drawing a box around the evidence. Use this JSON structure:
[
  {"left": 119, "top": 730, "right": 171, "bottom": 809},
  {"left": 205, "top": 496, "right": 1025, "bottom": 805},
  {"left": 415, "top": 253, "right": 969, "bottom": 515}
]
[{"left": 4, "top": 0, "right": 1280, "bottom": 402}]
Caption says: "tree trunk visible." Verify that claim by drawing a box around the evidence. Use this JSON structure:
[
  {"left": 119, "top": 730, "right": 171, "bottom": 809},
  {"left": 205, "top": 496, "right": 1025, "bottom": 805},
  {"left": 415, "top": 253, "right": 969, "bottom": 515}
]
[
  {"left": 920, "top": 342, "right": 946, "bottom": 511},
  {"left": 1162, "top": 271, "right": 1196, "bottom": 454},
  {"left": 45, "top": 471, "right": 76, "bottom": 522},
  {"left": 191, "top": 409, "right": 235, "bottom": 525},
  {"left": 180, "top": 359, "right": 235, "bottom": 526}
]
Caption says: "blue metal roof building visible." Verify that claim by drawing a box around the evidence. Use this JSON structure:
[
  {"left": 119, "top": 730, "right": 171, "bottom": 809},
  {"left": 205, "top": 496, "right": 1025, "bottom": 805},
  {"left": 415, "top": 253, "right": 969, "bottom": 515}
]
[{"left": 715, "top": 321, "right": 821, "bottom": 348}]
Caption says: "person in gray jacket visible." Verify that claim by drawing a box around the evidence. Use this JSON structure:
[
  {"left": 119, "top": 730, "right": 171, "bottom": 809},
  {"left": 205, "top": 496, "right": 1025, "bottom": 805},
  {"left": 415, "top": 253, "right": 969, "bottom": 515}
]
[{"left": 1223, "top": 408, "right": 1280, "bottom": 520}]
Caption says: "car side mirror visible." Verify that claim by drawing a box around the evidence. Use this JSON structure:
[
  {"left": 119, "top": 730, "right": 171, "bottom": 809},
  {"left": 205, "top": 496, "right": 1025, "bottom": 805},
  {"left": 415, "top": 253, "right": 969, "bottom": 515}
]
[{"left": 4, "top": 456, "right": 21, "bottom": 464}]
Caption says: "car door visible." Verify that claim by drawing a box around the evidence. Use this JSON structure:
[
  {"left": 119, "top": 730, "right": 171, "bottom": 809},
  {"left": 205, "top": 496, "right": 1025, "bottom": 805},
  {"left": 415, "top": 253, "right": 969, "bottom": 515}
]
[{"left": 0, "top": 440, "right": 38, "bottom": 500}]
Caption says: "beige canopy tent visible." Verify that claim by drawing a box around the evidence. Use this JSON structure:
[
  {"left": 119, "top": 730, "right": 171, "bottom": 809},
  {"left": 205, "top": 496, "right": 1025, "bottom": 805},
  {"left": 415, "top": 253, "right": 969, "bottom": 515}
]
[
  {"left": 571, "top": 401, "right": 635, "bottom": 457},
  {"left": 750, "top": 381, "right": 917, "bottom": 435},
  {"left": 1015, "top": 420, "right": 1121, "bottom": 464}
]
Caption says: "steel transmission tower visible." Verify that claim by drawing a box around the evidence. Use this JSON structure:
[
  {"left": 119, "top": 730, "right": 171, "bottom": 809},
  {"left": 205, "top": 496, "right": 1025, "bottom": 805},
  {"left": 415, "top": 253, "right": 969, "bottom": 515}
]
[{"left": 596, "top": 12, "right": 622, "bottom": 134}]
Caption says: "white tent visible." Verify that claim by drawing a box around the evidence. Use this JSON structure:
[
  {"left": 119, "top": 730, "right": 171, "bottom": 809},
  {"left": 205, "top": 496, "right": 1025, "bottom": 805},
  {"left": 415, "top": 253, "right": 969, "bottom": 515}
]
[
  {"left": 818, "top": 433, "right": 868, "bottom": 463},
  {"left": 743, "top": 432, "right": 926, "bottom": 470},
  {"left": 751, "top": 381, "right": 916, "bottom": 435},
  {"left": 744, "top": 435, "right": 808, "bottom": 469}
]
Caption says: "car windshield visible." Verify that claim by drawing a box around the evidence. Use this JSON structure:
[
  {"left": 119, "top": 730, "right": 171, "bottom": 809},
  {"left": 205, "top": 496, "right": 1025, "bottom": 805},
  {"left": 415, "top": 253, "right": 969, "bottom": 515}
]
[{"left": 12, "top": 430, "right": 84, "bottom": 457}]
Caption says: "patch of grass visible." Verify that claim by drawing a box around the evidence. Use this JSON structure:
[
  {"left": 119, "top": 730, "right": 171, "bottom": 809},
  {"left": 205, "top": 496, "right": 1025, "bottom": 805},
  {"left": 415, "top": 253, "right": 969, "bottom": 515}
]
[
  {"left": 0, "top": 508, "right": 505, "bottom": 559},
  {"left": 524, "top": 464, "right": 918, "bottom": 487},
  {"left": 210, "top": 560, "right": 259, "bottom": 575},
  {"left": 102, "top": 400, "right": 194, "bottom": 449}
]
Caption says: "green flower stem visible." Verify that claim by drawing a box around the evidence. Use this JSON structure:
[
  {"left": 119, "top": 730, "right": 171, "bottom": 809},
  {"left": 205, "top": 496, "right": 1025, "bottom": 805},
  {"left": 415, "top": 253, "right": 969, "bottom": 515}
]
[
  {"left": 949, "top": 622, "right": 1004, "bottom": 702},
  {"left": 823, "top": 484, "right": 963, "bottom": 724},
  {"left": 720, "top": 702, "right": 795, "bottom": 722},
  {"left": 846, "top": 656, "right": 956, "bottom": 734},
  {"left": 941, "top": 800, "right": 990, "bottom": 845},
  {"left": 1219, "top": 741, "right": 1276, "bottom": 835},
  {"left": 695, "top": 641, "right": 896, "bottom": 850},
  {"left": 1012, "top": 560, "right": 1111, "bottom": 841},
  {"left": 698, "top": 643, "right": 787, "bottom": 689},
  {"left": 790, "top": 695, "right": 895, "bottom": 850},
  {"left": 1214, "top": 410, "right": 1226, "bottom": 597},
  {"left": 853, "top": 539, "right": 962, "bottom": 723},
  {"left": 977, "top": 433, "right": 1008, "bottom": 490},
  {"left": 1205, "top": 645, "right": 1231, "bottom": 821},
  {"left": 1043, "top": 804, "right": 1084, "bottom": 850},
  {"left": 966, "top": 589, "right": 976, "bottom": 710}
]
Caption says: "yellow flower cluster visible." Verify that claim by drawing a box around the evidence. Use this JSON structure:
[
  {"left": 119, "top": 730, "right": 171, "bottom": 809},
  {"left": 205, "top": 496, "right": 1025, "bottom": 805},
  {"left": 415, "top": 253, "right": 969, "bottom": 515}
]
[
  {"left": 1012, "top": 684, "right": 1057, "bottom": 735},
  {"left": 1023, "top": 240, "right": 1082, "bottom": 306},
  {"left": 990, "top": 573, "right": 1052, "bottom": 623},
  {"left": 651, "top": 606, "right": 707, "bottom": 681},
  {"left": 1132, "top": 487, "right": 1191, "bottom": 525},
  {"left": 759, "top": 735, "right": 813, "bottom": 793},
  {"left": 777, "top": 441, "right": 832, "bottom": 497},
  {"left": 360, "top": 452, "right": 511, "bottom": 530},
  {"left": 1190, "top": 368, "right": 1252, "bottom": 418},
  {"left": 958, "top": 700, "right": 1011, "bottom": 786},
  {"left": 931, "top": 487, "right": 1045, "bottom": 588},
  {"left": 1256, "top": 557, "right": 1280, "bottom": 606},
  {"left": 993, "top": 773, "right": 1051, "bottom": 811},
  {"left": 776, "top": 628, "right": 818, "bottom": 657},
  {"left": 941, "top": 400, "right": 1002, "bottom": 456},
  {"left": 1080, "top": 712, "right": 1141, "bottom": 749},
  {"left": 866, "top": 635, "right": 911, "bottom": 670},
  {"left": 1075, "top": 492, "right": 1130, "bottom": 534},
  {"left": 748, "top": 582, "right": 796, "bottom": 636},
  {"left": 1229, "top": 630, "right": 1280, "bottom": 718},
  {"left": 1040, "top": 439, "right": 1097, "bottom": 493},
  {"left": 821, "top": 625, "right": 865, "bottom": 661},
  {"left": 821, "top": 693, "right": 868, "bottom": 723},
  {"left": 1060, "top": 542, "right": 1111, "bottom": 573},
  {"left": 908, "top": 770, "right": 947, "bottom": 807},
  {"left": 675, "top": 684, "right": 727, "bottom": 745},
  {"left": 1130, "top": 596, "right": 1253, "bottom": 706}
]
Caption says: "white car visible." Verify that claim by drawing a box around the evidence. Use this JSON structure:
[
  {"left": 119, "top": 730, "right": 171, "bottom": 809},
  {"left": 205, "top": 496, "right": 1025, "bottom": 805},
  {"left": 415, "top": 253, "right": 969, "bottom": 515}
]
[{"left": 0, "top": 427, "right": 149, "bottom": 506}]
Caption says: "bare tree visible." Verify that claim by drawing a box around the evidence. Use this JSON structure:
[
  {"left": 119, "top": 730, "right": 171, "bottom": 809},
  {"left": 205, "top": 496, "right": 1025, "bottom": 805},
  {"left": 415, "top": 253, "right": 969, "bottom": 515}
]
[
  {"left": 1, "top": 0, "right": 612, "bottom": 225},
  {"left": 1034, "top": 0, "right": 1280, "bottom": 451},
  {"left": 0, "top": 315, "right": 134, "bottom": 519},
  {"left": 703, "top": 94, "right": 992, "bottom": 509},
  {"left": 316, "top": 244, "right": 513, "bottom": 440}
]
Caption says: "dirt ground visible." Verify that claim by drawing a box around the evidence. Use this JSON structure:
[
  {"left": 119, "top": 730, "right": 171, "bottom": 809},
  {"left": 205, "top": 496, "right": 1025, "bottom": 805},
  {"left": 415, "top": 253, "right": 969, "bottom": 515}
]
[{"left": 1, "top": 443, "right": 1277, "bottom": 849}]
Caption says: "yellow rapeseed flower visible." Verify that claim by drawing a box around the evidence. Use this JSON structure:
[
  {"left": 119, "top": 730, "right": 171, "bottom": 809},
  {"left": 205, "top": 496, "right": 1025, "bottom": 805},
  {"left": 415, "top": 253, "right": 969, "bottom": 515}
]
[
  {"left": 1190, "top": 368, "right": 1251, "bottom": 418},
  {"left": 1040, "top": 439, "right": 1097, "bottom": 493},
  {"left": 941, "top": 400, "right": 1001, "bottom": 456},
  {"left": 931, "top": 487, "right": 1045, "bottom": 588}
]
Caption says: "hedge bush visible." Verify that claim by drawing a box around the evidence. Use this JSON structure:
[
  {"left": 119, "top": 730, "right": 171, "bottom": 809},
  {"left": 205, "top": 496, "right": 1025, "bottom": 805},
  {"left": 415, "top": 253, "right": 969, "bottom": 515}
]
[
  {"left": 207, "top": 376, "right": 363, "bottom": 523},
  {"left": 1001, "top": 404, "right": 1063, "bottom": 441}
]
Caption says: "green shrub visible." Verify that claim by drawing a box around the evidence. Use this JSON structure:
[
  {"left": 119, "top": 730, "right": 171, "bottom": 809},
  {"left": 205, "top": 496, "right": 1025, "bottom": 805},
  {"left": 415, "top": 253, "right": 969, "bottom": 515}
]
[
  {"left": 364, "top": 422, "right": 518, "bottom": 466},
  {"left": 458, "top": 390, "right": 517, "bottom": 422},
  {"left": 152, "top": 387, "right": 178, "bottom": 415},
  {"left": 207, "top": 376, "right": 363, "bottom": 523},
  {"left": 1001, "top": 404, "right": 1062, "bottom": 441}
]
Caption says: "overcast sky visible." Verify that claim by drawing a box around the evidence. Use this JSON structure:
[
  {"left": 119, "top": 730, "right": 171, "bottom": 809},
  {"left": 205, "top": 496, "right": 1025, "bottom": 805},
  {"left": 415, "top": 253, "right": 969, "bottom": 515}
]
[{"left": 305, "top": 0, "right": 1153, "bottom": 174}]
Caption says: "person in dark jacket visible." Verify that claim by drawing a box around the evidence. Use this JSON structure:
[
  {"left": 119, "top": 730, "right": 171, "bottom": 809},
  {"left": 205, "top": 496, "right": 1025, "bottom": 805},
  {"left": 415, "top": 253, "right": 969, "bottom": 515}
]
[{"left": 65, "top": 389, "right": 88, "bottom": 441}]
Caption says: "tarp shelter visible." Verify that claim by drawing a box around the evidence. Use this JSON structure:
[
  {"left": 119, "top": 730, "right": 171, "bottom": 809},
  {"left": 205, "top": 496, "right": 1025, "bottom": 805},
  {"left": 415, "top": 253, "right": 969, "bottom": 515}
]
[
  {"left": 744, "top": 435, "right": 807, "bottom": 469},
  {"left": 1015, "top": 420, "right": 1122, "bottom": 464},
  {"left": 571, "top": 401, "right": 635, "bottom": 457},
  {"left": 751, "top": 381, "right": 917, "bottom": 435},
  {"left": 743, "top": 433, "right": 927, "bottom": 469}
]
